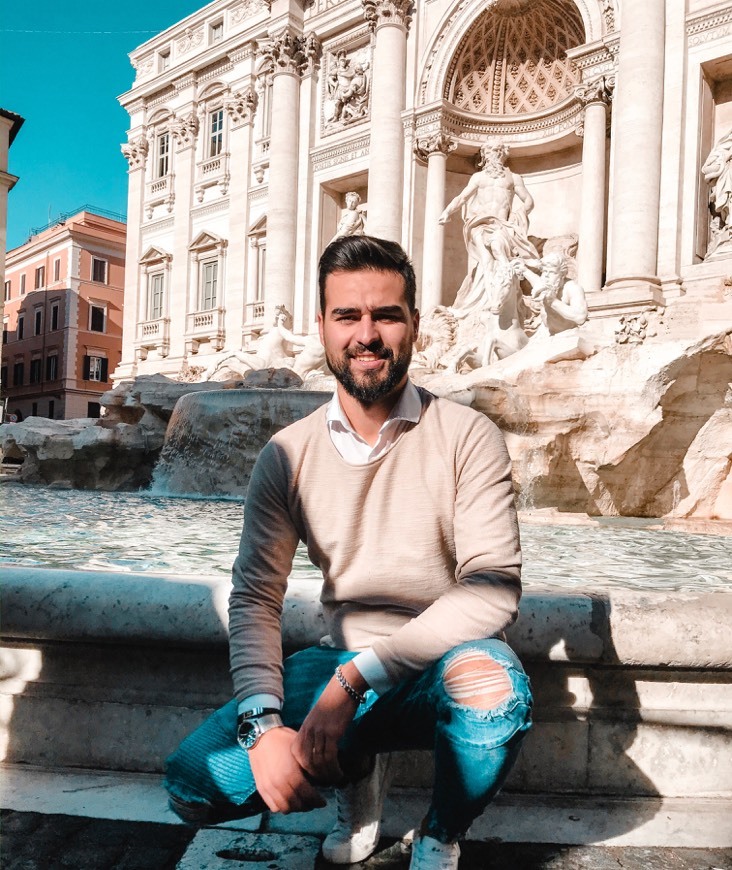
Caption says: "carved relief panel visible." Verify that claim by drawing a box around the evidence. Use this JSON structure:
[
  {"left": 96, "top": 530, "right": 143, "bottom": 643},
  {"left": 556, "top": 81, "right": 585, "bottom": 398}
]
[{"left": 322, "top": 43, "right": 373, "bottom": 134}]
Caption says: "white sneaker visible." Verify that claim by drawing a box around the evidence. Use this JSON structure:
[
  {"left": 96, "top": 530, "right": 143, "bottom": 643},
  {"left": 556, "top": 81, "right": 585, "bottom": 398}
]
[
  {"left": 409, "top": 834, "right": 461, "bottom": 870},
  {"left": 321, "top": 753, "right": 393, "bottom": 864}
]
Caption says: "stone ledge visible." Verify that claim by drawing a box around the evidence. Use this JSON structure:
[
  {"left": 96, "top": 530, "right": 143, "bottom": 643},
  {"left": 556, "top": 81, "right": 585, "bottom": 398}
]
[{"left": 3, "top": 566, "right": 731, "bottom": 669}]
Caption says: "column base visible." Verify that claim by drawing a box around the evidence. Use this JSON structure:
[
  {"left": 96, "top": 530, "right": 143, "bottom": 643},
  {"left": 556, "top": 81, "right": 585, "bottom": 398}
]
[{"left": 588, "top": 277, "right": 666, "bottom": 318}]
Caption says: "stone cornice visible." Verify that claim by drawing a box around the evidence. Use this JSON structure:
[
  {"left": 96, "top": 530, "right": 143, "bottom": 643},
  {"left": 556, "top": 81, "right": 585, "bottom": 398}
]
[
  {"left": 687, "top": 5, "right": 732, "bottom": 46},
  {"left": 311, "top": 133, "right": 371, "bottom": 172},
  {"left": 414, "top": 98, "right": 584, "bottom": 149},
  {"left": 191, "top": 199, "right": 231, "bottom": 220},
  {"left": 141, "top": 216, "right": 175, "bottom": 235}
]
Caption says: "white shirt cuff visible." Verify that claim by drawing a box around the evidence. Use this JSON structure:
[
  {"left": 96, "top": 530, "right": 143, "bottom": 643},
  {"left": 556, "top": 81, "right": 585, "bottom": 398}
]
[
  {"left": 237, "top": 693, "right": 282, "bottom": 717},
  {"left": 351, "top": 649, "right": 393, "bottom": 696}
]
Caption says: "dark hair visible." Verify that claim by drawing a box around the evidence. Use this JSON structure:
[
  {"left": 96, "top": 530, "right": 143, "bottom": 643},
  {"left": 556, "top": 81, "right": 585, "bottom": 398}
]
[{"left": 318, "top": 235, "right": 417, "bottom": 314}]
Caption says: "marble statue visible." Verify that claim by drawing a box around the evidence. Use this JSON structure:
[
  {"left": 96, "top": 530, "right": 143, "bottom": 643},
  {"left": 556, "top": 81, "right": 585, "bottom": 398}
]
[
  {"left": 702, "top": 127, "right": 732, "bottom": 257},
  {"left": 325, "top": 51, "right": 370, "bottom": 126},
  {"left": 439, "top": 140, "right": 539, "bottom": 317},
  {"left": 518, "top": 253, "right": 588, "bottom": 339},
  {"left": 330, "top": 192, "right": 366, "bottom": 243}
]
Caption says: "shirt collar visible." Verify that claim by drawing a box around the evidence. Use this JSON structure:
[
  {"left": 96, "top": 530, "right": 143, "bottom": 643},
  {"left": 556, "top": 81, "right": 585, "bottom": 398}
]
[{"left": 326, "top": 379, "right": 422, "bottom": 434}]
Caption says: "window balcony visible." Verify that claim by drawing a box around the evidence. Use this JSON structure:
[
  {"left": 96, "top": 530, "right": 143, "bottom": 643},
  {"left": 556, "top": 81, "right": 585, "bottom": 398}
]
[
  {"left": 195, "top": 152, "right": 230, "bottom": 201},
  {"left": 185, "top": 307, "right": 225, "bottom": 353},
  {"left": 135, "top": 317, "right": 170, "bottom": 359},
  {"left": 145, "top": 173, "right": 175, "bottom": 219}
]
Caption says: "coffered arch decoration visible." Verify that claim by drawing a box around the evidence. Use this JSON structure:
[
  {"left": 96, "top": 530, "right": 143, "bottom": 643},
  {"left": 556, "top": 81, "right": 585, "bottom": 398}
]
[
  {"left": 446, "top": 0, "right": 585, "bottom": 115},
  {"left": 418, "top": 0, "right": 600, "bottom": 109}
]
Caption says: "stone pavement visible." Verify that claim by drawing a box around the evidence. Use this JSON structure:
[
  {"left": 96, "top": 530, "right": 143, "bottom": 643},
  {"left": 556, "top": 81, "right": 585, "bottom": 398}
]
[{"left": 2, "top": 810, "right": 732, "bottom": 870}]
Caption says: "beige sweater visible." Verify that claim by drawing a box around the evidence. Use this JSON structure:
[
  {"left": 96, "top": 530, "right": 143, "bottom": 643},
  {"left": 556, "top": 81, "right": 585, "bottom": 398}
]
[{"left": 229, "top": 387, "right": 521, "bottom": 702}]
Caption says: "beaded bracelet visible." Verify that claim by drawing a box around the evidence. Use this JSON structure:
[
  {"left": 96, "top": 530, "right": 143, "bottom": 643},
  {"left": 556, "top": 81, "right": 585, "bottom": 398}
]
[{"left": 335, "top": 665, "right": 367, "bottom": 704}]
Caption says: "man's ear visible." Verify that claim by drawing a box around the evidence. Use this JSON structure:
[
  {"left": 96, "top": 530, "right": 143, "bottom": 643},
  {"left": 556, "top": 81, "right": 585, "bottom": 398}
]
[
  {"left": 413, "top": 309, "right": 420, "bottom": 340},
  {"left": 317, "top": 310, "right": 325, "bottom": 347}
]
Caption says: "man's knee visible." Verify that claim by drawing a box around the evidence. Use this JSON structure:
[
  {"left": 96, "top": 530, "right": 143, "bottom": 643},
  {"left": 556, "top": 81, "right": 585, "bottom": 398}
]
[{"left": 443, "top": 649, "right": 513, "bottom": 710}]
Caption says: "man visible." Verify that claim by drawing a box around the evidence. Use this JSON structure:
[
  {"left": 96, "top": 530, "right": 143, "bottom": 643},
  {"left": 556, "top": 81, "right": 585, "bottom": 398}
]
[
  {"left": 519, "top": 253, "right": 588, "bottom": 338},
  {"left": 439, "top": 141, "right": 538, "bottom": 317},
  {"left": 165, "top": 235, "right": 533, "bottom": 870}
]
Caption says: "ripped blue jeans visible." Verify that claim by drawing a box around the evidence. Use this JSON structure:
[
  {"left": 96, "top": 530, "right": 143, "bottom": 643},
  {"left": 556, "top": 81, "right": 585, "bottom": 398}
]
[{"left": 164, "top": 638, "right": 532, "bottom": 842}]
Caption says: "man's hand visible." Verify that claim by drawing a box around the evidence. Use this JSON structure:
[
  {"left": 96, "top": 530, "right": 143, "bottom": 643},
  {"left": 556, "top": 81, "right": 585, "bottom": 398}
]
[
  {"left": 247, "top": 726, "right": 326, "bottom": 814},
  {"left": 292, "top": 661, "right": 368, "bottom": 785}
]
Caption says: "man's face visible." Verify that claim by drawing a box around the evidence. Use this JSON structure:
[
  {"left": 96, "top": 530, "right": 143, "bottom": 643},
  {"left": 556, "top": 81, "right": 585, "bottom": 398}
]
[{"left": 318, "top": 269, "right": 419, "bottom": 405}]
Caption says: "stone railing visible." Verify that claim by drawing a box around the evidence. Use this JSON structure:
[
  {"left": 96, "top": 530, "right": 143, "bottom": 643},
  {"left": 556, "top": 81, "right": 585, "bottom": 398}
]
[{"left": 185, "top": 307, "right": 225, "bottom": 352}]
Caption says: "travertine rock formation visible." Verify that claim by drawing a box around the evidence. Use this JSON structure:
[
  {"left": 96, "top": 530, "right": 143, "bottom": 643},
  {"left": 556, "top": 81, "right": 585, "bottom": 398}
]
[{"left": 416, "top": 330, "right": 732, "bottom": 519}]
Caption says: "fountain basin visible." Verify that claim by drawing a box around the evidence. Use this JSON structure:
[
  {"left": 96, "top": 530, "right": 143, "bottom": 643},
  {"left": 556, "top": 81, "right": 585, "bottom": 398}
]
[{"left": 2, "top": 564, "right": 731, "bottom": 849}]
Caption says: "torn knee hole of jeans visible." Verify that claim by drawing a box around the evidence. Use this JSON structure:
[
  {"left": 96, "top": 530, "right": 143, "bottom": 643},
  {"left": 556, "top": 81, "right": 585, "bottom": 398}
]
[{"left": 443, "top": 650, "right": 512, "bottom": 709}]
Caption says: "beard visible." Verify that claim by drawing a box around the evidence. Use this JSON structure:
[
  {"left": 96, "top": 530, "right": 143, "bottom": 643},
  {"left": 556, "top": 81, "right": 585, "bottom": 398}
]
[{"left": 326, "top": 342, "right": 412, "bottom": 404}]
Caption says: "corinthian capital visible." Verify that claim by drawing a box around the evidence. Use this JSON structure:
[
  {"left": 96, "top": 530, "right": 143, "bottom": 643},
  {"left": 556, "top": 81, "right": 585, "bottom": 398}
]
[
  {"left": 414, "top": 132, "right": 457, "bottom": 162},
  {"left": 363, "top": 0, "right": 414, "bottom": 32},
  {"left": 121, "top": 136, "right": 149, "bottom": 170},
  {"left": 225, "top": 89, "right": 258, "bottom": 126},
  {"left": 260, "top": 29, "right": 321, "bottom": 77},
  {"left": 171, "top": 112, "right": 200, "bottom": 150},
  {"left": 575, "top": 75, "right": 615, "bottom": 109}
]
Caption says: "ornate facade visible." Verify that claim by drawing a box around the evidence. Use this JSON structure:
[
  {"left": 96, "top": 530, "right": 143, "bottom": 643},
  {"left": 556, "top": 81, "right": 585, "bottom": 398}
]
[{"left": 117, "top": 0, "right": 732, "bottom": 380}]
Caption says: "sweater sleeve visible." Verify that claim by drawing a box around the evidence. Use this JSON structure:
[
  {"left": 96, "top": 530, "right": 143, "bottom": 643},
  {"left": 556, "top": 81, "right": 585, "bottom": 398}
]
[
  {"left": 229, "top": 439, "right": 301, "bottom": 702},
  {"left": 370, "top": 414, "right": 522, "bottom": 686}
]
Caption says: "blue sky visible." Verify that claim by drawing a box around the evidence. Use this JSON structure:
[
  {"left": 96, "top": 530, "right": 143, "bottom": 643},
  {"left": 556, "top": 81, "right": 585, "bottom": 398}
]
[{"left": 2, "top": 0, "right": 207, "bottom": 250}]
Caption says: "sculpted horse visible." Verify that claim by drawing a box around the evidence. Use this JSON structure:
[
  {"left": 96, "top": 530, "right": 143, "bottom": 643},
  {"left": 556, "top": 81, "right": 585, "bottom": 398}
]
[{"left": 438, "top": 260, "right": 529, "bottom": 373}]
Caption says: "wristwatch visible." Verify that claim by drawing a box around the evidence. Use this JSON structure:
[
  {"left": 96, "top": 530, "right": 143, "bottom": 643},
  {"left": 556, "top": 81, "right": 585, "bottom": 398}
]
[{"left": 236, "top": 707, "right": 284, "bottom": 751}]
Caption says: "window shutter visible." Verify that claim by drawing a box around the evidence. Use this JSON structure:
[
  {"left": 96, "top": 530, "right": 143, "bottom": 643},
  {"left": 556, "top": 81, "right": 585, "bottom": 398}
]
[
  {"left": 101, "top": 358, "right": 109, "bottom": 382},
  {"left": 83, "top": 355, "right": 91, "bottom": 380}
]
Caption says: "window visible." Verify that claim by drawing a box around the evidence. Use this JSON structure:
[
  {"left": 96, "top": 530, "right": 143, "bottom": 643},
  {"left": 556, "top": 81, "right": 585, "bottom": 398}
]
[
  {"left": 30, "top": 358, "right": 42, "bottom": 384},
  {"left": 159, "top": 49, "right": 171, "bottom": 71},
  {"left": 147, "top": 271, "right": 165, "bottom": 320},
  {"left": 2, "top": 326, "right": 7, "bottom": 345},
  {"left": 0, "top": 366, "right": 6, "bottom": 389},
  {"left": 87, "top": 402, "right": 101, "bottom": 418},
  {"left": 92, "top": 258, "right": 108, "bottom": 283},
  {"left": 48, "top": 400, "right": 55, "bottom": 419},
  {"left": 17, "top": 315, "right": 24, "bottom": 340},
  {"left": 31, "top": 402, "right": 38, "bottom": 417},
  {"left": 156, "top": 132, "right": 170, "bottom": 179},
  {"left": 209, "top": 108, "right": 224, "bottom": 157},
  {"left": 20, "top": 274, "right": 26, "bottom": 295},
  {"left": 90, "top": 304, "right": 106, "bottom": 332},
  {"left": 210, "top": 20, "right": 224, "bottom": 43},
  {"left": 84, "top": 355, "right": 108, "bottom": 382},
  {"left": 53, "top": 258, "right": 61, "bottom": 281},
  {"left": 34, "top": 309, "right": 43, "bottom": 336},
  {"left": 13, "top": 361, "right": 24, "bottom": 386},
  {"left": 35, "top": 266, "right": 45, "bottom": 289},
  {"left": 46, "top": 354, "right": 58, "bottom": 381},
  {"left": 200, "top": 260, "right": 218, "bottom": 309},
  {"left": 4, "top": 281, "right": 9, "bottom": 301},
  {"left": 51, "top": 303, "right": 59, "bottom": 331}
]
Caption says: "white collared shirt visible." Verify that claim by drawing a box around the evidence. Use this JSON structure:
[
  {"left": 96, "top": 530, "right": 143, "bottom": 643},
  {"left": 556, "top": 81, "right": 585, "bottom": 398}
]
[{"left": 326, "top": 379, "right": 422, "bottom": 464}]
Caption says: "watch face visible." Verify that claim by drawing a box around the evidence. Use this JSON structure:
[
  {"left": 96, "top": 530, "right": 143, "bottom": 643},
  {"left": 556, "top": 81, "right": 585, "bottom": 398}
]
[{"left": 237, "top": 719, "right": 259, "bottom": 750}]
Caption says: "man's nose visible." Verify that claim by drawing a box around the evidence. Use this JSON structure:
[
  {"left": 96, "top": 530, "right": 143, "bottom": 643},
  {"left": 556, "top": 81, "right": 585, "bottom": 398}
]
[{"left": 355, "top": 316, "right": 379, "bottom": 346}]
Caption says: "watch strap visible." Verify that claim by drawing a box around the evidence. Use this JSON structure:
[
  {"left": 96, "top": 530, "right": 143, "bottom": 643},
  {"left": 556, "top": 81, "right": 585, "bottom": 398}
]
[{"left": 238, "top": 706, "right": 281, "bottom": 722}]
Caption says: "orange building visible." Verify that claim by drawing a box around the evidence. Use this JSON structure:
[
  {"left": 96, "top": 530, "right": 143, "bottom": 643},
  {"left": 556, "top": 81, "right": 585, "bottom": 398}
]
[{"left": 2, "top": 210, "right": 126, "bottom": 420}]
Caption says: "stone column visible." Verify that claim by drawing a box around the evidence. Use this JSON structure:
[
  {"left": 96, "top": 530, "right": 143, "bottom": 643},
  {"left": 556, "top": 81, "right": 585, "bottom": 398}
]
[
  {"left": 224, "top": 83, "right": 257, "bottom": 348},
  {"left": 605, "top": 0, "right": 665, "bottom": 302},
  {"left": 363, "top": 0, "right": 413, "bottom": 242},
  {"left": 261, "top": 31, "right": 318, "bottom": 319},
  {"left": 415, "top": 132, "right": 456, "bottom": 312},
  {"left": 575, "top": 77, "right": 613, "bottom": 295},
  {"left": 119, "top": 133, "right": 148, "bottom": 377}
]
